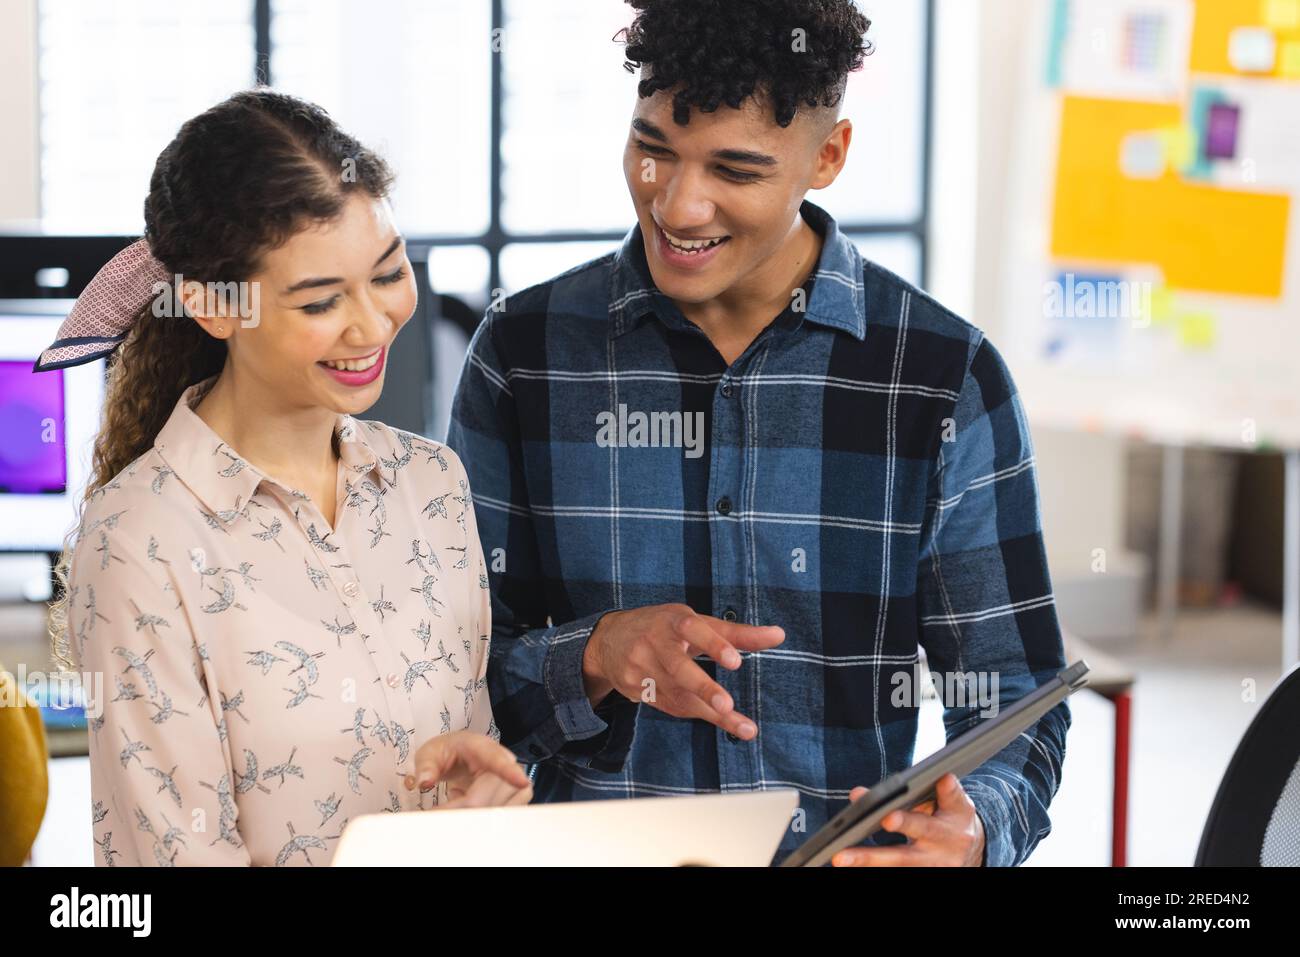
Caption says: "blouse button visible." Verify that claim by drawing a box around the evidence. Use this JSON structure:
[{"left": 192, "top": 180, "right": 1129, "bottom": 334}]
[
  {"left": 342, "top": 581, "right": 360, "bottom": 599},
  {"left": 404, "top": 774, "right": 416, "bottom": 790},
  {"left": 387, "top": 673, "right": 400, "bottom": 688}
]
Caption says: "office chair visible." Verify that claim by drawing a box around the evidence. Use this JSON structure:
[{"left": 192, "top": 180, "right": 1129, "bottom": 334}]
[
  {"left": 1196, "top": 663, "right": 1300, "bottom": 865},
  {"left": 358, "top": 244, "right": 440, "bottom": 437},
  {"left": 360, "top": 246, "right": 480, "bottom": 441}
]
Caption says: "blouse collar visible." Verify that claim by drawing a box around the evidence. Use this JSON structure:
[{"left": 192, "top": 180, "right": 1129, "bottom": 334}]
[{"left": 152, "top": 377, "right": 384, "bottom": 528}]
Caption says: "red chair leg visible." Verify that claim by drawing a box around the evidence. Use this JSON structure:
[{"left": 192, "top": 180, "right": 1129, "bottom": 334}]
[{"left": 1111, "top": 690, "right": 1132, "bottom": 867}]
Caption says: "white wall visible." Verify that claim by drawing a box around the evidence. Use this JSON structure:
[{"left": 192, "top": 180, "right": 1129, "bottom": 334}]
[
  {"left": 927, "top": 0, "right": 978, "bottom": 319},
  {"left": 0, "top": 0, "right": 40, "bottom": 221}
]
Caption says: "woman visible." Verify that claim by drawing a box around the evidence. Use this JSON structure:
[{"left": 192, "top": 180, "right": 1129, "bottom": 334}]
[{"left": 40, "top": 90, "right": 530, "bottom": 866}]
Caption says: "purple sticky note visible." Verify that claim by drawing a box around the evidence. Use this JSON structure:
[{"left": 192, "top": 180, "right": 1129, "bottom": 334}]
[{"left": 1205, "top": 102, "right": 1240, "bottom": 160}]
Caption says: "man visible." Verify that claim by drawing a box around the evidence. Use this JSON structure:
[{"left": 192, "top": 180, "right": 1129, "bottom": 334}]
[{"left": 448, "top": 0, "right": 1070, "bottom": 866}]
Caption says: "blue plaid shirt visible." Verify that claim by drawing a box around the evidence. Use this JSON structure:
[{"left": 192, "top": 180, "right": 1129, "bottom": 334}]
[{"left": 447, "top": 201, "right": 1071, "bottom": 866}]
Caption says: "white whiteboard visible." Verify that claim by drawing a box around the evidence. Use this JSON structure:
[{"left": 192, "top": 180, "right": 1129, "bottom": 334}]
[{"left": 1002, "top": 0, "right": 1300, "bottom": 450}]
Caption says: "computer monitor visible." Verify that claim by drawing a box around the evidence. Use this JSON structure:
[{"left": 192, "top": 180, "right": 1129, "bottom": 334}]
[{"left": 0, "top": 299, "right": 105, "bottom": 554}]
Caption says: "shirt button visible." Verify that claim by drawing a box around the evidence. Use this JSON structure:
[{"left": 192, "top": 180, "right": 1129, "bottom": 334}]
[
  {"left": 721, "top": 382, "right": 734, "bottom": 398},
  {"left": 716, "top": 496, "right": 733, "bottom": 516},
  {"left": 722, "top": 608, "right": 738, "bottom": 622},
  {"left": 342, "top": 581, "right": 359, "bottom": 599},
  {"left": 726, "top": 732, "right": 740, "bottom": 743},
  {"left": 404, "top": 774, "right": 416, "bottom": 790},
  {"left": 387, "top": 673, "right": 400, "bottom": 688}
]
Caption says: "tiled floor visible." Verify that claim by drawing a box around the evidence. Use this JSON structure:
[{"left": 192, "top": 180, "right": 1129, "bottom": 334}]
[{"left": 29, "top": 603, "right": 1288, "bottom": 867}]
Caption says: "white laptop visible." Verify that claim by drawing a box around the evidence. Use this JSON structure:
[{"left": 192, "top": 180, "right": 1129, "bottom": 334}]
[{"left": 331, "top": 789, "right": 799, "bottom": 867}]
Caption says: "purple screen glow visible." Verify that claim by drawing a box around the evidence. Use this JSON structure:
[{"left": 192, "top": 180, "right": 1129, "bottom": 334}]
[{"left": 0, "top": 362, "right": 67, "bottom": 494}]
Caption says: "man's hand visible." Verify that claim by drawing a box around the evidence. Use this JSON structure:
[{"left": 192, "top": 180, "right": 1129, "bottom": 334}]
[
  {"left": 408, "top": 730, "right": 533, "bottom": 808},
  {"left": 581, "top": 604, "right": 785, "bottom": 740},
  {"left": 831, "top": 773, "right": 985, "bottom": 866}
]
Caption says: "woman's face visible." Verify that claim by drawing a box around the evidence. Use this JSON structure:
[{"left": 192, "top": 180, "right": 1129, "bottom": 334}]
[{"left": 216, "top": 194, "right": 417, "bottom": 417}]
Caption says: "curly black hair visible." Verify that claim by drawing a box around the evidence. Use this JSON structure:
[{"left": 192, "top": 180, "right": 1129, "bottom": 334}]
[{"left": 618, "top": 0, "right": 873, "bottom": 128}]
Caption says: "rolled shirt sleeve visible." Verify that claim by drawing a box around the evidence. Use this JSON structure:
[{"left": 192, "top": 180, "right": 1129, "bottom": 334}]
[
  {"left": 915, "top": 337, "right": 1072, "bottom": 867},
  {"left": 447, "top": 313, "right": 638, "bottom": 771}
]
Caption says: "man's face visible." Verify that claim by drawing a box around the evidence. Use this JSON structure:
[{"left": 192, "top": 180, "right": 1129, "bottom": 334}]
[{"left": 622, "top": 88, "right": 846, "bottom": 306}]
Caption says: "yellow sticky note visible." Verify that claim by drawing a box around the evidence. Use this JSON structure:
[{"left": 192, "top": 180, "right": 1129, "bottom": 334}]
[
  {"left": 1051, "top": 96, "right": 1291, "bottom": 298},
  {"left": 1178, "top": 312, "right": 1217, "bottom": 349},
  {"left": 1263, "top": 0, "right": 1300, "bottom": 29},
  {"left": 1150, "top": 286, "right": 1176, "bottom": 324},
  {"left": 1279, "top": 40, "right": 1300, "bottom": 76},
  {"left": 1157, "top": 125, "right": 1194, "bottom": 170}
]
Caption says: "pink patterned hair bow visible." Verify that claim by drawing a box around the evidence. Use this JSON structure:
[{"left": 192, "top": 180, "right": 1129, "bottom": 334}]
[{"left": 33, "top": 238, "right": 171, "bottom": 372}]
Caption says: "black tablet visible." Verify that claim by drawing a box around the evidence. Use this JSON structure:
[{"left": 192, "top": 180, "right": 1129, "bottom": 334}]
[{"left": 780, "top": 660, "right": 1091, "bottom": 867}]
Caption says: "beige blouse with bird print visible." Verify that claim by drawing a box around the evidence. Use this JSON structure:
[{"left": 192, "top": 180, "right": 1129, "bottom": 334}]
[{"left": 67, "top": 377, "right": 495, "bottom": 866}]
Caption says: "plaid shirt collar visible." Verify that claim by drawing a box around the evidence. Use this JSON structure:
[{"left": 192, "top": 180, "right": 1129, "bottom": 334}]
[
  {"left": 152, "top": 376, "right": 384, "bottom": 527},
  {"left": 607, "top": 199, "right": 868, "bottom": 341}
]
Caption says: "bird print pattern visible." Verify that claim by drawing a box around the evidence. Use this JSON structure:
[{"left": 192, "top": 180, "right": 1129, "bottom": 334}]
[{"left": 68, "top": 379, "right": 495, "bottom": 866}]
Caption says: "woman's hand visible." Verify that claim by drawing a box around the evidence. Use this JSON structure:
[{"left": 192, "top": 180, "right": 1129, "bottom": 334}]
[{"left": 406, "top": 730, "right": 533, "bottom": 809}]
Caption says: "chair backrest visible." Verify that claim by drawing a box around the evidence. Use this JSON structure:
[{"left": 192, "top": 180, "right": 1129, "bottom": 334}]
[
  {"left": 357, "top": 246, "right": 438, "bottom": 438},
  {"left": 1196, "top": 664, "right": 1300, "bottom": 865}
]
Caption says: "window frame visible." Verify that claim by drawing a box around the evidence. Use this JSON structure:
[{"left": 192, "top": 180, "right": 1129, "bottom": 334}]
[{"left": 249, "top": 0, "right": 932, "bottom": 294}]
